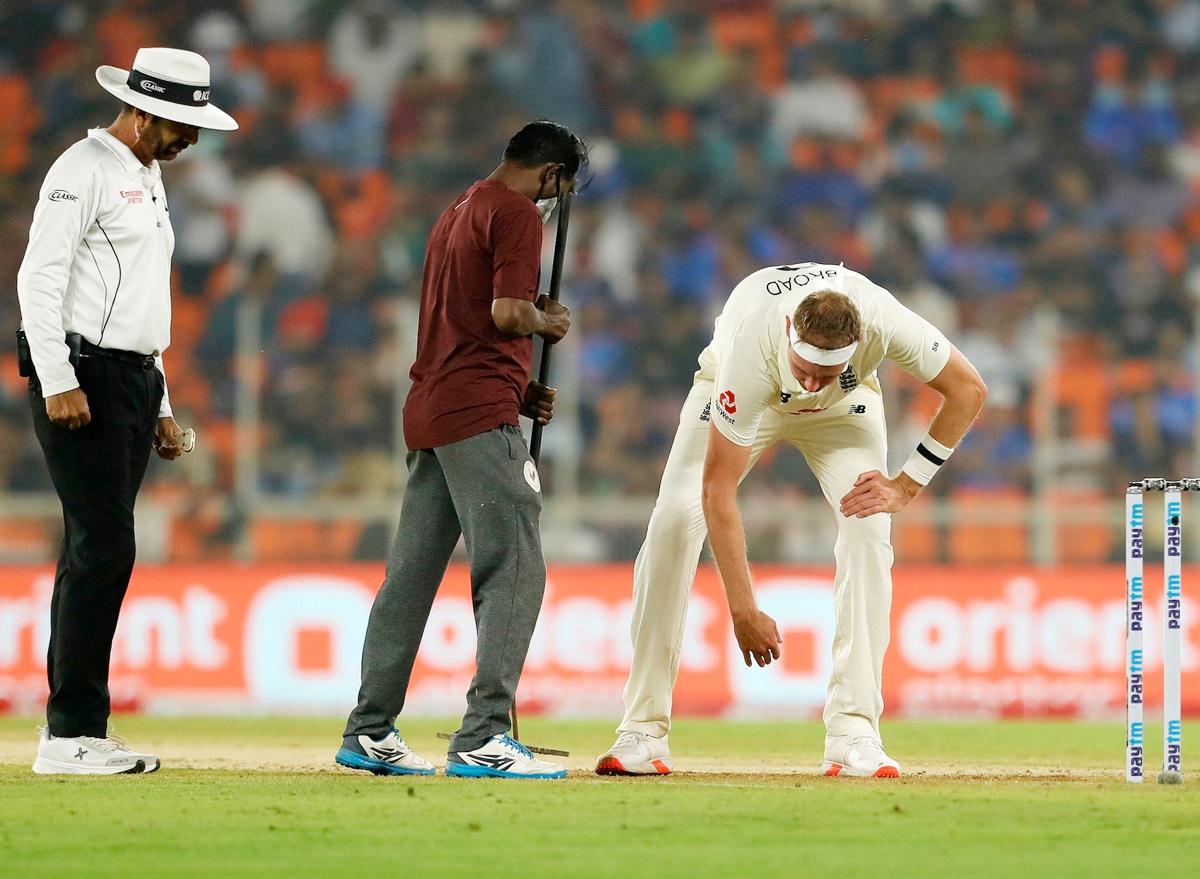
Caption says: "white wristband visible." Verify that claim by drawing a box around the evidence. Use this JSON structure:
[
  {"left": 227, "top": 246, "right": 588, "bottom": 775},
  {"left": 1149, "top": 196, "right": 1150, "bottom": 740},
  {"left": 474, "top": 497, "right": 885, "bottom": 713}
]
[{"left": 900, "top": 432, "right": 955, "bottom": 486}]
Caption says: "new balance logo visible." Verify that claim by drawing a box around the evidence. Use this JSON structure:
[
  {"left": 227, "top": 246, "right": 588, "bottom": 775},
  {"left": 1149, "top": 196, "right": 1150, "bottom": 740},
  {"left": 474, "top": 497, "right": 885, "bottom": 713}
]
[{"left": 848, "top": 404, "right": 866, "bottom": 414}]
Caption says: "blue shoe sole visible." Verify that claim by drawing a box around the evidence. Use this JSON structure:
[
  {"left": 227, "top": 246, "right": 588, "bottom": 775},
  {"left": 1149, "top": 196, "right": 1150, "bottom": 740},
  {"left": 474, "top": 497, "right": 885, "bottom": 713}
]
[
  {"left": 335, "top": 748, "right": 435, "bottom": 776},
  {"left": 444, "top": 762, "right": 566, "bottom": 780}
]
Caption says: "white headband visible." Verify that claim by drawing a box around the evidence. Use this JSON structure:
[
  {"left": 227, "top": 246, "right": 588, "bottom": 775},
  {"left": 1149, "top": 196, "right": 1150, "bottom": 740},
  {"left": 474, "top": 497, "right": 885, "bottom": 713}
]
[{"left": 787, "top": 322, "right": 858, "bottom": 366}]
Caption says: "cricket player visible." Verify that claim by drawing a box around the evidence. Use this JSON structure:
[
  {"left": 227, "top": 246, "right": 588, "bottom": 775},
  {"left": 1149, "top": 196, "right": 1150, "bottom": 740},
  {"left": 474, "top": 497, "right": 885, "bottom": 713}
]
[{"left": 596, "top": 262, "right": 987, "bottom": 778}]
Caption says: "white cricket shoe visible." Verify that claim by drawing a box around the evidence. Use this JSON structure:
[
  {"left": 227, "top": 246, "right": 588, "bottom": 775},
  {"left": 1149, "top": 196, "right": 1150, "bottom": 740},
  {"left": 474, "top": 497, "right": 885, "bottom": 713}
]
[
  {"left": 336, "top": 728, "right": 436, "bottom": 776},
  {"left": 822, "top": 734, "right": 901, "bottom": 778},
  {"left": 446, "top": 733, "right": 566, "bottom": 779},
  {"left": 595, "top": 731, "right": 673, "bottom": 776},
  {"left": 33, "top": 727, "right": 159, "bottom": 775}
]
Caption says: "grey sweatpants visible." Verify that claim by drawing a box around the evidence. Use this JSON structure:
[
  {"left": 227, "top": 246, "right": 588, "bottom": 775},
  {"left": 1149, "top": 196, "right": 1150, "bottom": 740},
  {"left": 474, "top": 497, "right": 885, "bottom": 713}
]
[{"left": 343, "top": 424, "right": 546, "bottom": 752}]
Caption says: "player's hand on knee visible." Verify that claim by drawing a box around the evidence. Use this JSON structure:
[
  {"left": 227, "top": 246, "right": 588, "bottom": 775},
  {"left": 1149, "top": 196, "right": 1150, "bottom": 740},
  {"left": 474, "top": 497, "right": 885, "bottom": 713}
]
[
  {"left": 733, "top": 610, "right": 782, "bottom": 668},
  {"left": 839, "top": 470, "right": 918, "bottom": 518},
  {"left": 46, "top": 388, "right": 91, "bottom": 430}
]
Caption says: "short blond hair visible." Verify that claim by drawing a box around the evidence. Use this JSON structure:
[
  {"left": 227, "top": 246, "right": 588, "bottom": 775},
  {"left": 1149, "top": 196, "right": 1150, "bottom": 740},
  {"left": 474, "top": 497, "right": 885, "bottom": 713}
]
[{"left": 792, "top": 290, "right": 861, "bottom": 349}]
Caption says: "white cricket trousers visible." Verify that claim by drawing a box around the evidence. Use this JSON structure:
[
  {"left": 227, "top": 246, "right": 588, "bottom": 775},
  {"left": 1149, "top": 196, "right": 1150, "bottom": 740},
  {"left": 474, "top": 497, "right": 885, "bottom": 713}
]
[{"left": 619, "top": 377, "right": 894, "bottom": 740}]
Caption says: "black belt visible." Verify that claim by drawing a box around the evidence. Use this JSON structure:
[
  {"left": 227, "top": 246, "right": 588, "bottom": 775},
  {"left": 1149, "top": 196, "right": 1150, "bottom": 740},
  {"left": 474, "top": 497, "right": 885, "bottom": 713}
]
[{"left": 78, "top": 338, "right": 157, "bottom": 372}]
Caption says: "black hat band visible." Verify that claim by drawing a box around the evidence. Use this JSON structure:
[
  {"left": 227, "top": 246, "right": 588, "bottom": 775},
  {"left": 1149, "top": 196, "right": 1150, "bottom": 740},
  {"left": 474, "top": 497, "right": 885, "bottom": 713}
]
[{"left": 126, "top": 68, "right": 210, "bottom": 107}]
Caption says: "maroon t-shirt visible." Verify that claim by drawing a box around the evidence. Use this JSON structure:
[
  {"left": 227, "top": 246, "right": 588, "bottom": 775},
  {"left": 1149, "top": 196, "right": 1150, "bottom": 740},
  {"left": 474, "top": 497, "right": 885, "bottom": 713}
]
[{"left": 403, "top": 180, "right": 543, "bottom": 450}]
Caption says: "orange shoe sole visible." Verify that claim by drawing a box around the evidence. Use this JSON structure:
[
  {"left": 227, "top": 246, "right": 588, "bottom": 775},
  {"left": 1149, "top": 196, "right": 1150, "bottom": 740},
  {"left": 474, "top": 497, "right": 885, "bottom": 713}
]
[
  {"left": 595, "top": 756, "right": 629, "bottom": 775},
  {"left": 824, "top": 763, "right": 900, "bottom": 778},
  {"left": 595, "top": 756, "right": 672, "bottom": 776}
]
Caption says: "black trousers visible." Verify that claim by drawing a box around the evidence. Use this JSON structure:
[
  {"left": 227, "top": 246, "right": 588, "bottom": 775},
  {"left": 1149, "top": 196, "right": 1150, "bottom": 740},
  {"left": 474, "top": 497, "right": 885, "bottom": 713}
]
[{"left": 28, "top": 355, "right": 163, "bottom": 737}]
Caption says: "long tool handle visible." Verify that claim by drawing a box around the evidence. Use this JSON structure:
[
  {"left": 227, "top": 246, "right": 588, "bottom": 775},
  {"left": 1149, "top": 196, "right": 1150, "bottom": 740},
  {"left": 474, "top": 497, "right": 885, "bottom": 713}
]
[
  {"left": 514, "top": 189, "right": 573, "bottom": 745},
  {"left": 436, "top": 731, "right": 569, "bottom": 758},
  {"left": 527, "top": 189, "right": 573, "bottom": 465}
]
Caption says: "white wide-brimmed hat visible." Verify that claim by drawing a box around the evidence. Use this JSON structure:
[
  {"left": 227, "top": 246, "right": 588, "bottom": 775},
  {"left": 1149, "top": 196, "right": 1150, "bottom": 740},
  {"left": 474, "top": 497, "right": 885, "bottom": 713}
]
[{"left": 96, "top": 47, "right": 238, "bottom": 131}]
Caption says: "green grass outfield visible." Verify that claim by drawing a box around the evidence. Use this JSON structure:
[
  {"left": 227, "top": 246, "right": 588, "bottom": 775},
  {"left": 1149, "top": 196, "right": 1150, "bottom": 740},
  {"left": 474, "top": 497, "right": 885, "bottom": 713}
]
[{"left": 1, "top": 716, "right": 1197, "bottom": 878}]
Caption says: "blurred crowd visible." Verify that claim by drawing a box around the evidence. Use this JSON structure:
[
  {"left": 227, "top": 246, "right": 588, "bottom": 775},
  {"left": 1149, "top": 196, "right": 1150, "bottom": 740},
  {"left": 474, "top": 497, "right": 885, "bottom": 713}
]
[{"left": 1, "top": 0, "right": 1199, "bottom": 561}]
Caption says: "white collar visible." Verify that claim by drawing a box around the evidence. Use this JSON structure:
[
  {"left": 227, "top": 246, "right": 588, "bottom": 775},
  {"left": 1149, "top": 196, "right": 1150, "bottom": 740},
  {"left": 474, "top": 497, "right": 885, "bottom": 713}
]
[{"left": 88, "top": 128, "right": 160, "bottom": 179}]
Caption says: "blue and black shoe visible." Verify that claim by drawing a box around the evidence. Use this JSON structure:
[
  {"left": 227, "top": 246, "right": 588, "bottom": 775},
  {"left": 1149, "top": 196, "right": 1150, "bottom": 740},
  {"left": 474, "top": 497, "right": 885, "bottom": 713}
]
[
  {"left": 445, "top": 733, "right": 566, "bottom": 779},
  {"left": 336, "top": 728, "right": 436, "bottom": 776}
]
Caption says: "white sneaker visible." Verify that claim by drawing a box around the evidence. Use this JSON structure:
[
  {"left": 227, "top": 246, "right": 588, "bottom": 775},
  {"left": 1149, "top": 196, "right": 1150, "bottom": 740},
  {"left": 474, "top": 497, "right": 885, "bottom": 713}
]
[
  {"left": 335, "top": 728, "right": 436, "bottom": 776},
  {"left": 595, "top": 731, "right": 673, "bottom": 776},
  {"left": 445, "top": 733, "right": 566, "bottom": 779},
  {"left": 32, "top": 727, "right": 159, "bottom": 775},
  {"left": 821, "top": 734, "right": 901, "bottom": 778}
]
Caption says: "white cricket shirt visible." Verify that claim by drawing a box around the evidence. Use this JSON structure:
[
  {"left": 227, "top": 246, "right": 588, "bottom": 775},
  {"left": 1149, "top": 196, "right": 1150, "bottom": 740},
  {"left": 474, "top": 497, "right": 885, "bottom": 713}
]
[
  {"left": 698, "top": 262, "right": 951, "bottom": 446},
  {"left": 17, "top": 129, "right": 174, "bottom": 415}
]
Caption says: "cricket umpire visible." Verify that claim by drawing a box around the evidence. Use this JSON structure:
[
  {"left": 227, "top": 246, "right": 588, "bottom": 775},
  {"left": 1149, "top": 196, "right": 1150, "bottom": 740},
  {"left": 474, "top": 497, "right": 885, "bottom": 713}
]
[
  {"left": 16, "top": 48, "right": 237, "bottom": 774},
  {"left": 337, "top": 121, "right": 586, "bottom": 779}
]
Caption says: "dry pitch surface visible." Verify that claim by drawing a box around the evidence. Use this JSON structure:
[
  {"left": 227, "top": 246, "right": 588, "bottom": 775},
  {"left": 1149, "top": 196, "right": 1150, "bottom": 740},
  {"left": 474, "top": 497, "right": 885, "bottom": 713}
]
[
  {"left": 1, "top": 716, "right": 1197, "bottom": 878},
  {"left": 0, "top": 716, "right": 1118, "bottom": 777}
]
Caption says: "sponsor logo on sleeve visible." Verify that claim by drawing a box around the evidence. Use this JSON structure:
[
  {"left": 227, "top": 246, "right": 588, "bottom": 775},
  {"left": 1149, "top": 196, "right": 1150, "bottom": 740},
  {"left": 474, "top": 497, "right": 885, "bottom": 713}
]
[
  {"left": 715, "top": 390, "right": 737, "bottom": 424},
  {"left": 48, "top": 190, "right": 78, "bottom": 202}
]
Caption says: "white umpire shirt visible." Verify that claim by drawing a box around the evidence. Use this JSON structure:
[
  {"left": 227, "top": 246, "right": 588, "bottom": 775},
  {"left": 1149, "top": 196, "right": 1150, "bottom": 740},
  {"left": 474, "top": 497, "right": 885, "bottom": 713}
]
[{"left": 17, "top": 128, "right": 175, "bottom": 417}]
